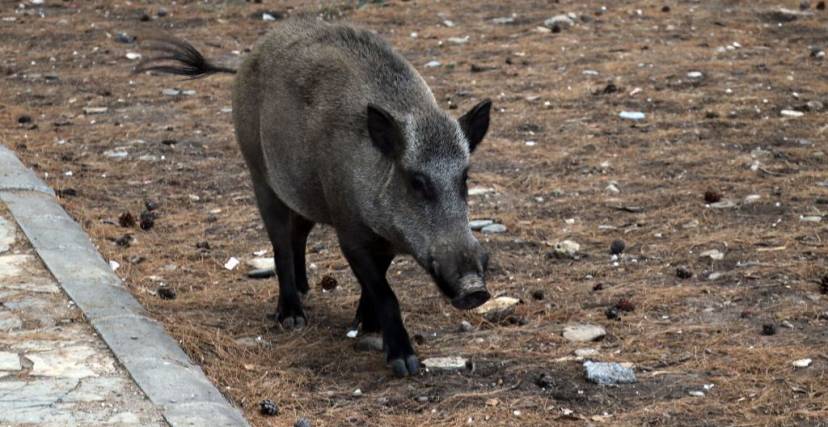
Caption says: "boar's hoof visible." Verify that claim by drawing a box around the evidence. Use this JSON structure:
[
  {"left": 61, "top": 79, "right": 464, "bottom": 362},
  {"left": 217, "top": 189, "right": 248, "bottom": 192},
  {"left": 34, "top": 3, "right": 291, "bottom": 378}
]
[
  {"left": 281, "top": 315, "right": 306, "bottom": 329},
  {"left": 389, "top": 355, "right": 420, "bottom": 378}
]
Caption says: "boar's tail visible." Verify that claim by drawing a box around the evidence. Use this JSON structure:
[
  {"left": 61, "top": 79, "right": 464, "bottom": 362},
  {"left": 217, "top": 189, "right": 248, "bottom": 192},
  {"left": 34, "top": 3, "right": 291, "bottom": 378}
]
[{"left": 133, "top": 35, "right": 236, "bottom": 79}]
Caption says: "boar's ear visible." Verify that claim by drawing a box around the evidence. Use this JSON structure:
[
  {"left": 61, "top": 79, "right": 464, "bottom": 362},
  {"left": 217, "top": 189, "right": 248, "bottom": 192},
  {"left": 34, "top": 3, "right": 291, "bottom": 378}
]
[
  {"left": 367, "top": 104, "right": 404, "bottom": 158},
  {"left": 458, "top": 99, "right": 492, "bottom": 153}
]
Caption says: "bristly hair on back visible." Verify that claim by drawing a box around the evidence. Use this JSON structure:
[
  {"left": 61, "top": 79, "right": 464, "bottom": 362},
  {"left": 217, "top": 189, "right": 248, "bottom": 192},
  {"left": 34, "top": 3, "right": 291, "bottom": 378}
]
[{"left": 132, "top": 34, "right": 236, "bottom": 79}]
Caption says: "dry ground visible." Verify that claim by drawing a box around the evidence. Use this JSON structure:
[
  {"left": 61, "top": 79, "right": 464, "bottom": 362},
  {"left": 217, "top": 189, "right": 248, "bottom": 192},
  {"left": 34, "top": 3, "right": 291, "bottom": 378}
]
[{"left": 1, "top": 0, "right": 827, "bottom": 426}]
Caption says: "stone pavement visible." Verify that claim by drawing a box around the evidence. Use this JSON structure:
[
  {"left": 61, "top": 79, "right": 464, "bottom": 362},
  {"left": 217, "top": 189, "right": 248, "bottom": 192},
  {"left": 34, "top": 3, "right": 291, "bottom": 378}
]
[
  {"left": 0, "top": 205, "right": 165, "bottom": 426},
  {"left": 0, "top": 145, "right": 249, "bottom": 426}
]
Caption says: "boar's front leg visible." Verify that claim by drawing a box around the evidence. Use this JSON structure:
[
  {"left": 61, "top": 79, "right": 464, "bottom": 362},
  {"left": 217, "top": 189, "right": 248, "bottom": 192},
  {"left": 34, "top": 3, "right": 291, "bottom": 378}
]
[
  {"left": 252, "top": 181, "right": 311, "bottom": 329},
  {"left": 339, "top": 231, "right": 419, "bottom": 377}
]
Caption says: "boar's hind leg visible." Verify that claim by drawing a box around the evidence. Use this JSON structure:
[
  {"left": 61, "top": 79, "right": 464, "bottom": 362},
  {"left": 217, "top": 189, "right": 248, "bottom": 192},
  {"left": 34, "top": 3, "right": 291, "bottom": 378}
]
[
  {"left": 290, "top": 216, "right": 314, "bottom": 295},
  {"left": 339, "top": 232, "right": 419, "bottom": 377},
  {"left": 252, "top": 181, "right": 309, "bottom": 329}
]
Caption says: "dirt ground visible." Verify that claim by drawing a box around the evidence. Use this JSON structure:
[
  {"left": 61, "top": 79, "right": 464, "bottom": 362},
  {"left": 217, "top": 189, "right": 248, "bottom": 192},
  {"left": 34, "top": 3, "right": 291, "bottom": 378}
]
[{"left": 2, "top": 0, "right": 827, "bottom": 425}]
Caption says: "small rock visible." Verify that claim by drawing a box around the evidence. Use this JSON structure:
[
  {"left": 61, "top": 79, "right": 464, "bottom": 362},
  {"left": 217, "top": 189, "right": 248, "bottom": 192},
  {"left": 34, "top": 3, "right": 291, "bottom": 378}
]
[
  {"left": 259, "top": 400, "right": 279, "bottom": 416},
  {"left": 605, "top": 183, "right": 620, "bottom": 193},
  {"left": 447, "top": 36, "right": 469, "bottom": 44},
  {"left": 708, "top": 272, "right": 722, "bottom": 281},
  {"left": 563, "top": 324, "right": 606, "bottom": 342},
  {"left": 604, "top": 307, "right": 620, "bottom": 320},
  {"left": 224, "top": 257, "right": 240, "bottom": 271},
  {"left": 781, "top": 320, "right": 795, "bottom": 329},
  {"left": 744, "top": 194, "right": 761, "bottom": 203},
  {"left": 469, "top": 219, "right": 494, "bottom": 230},
  {"left": 688, "top": 390, "right": 706, "bottom": 397},
  {"left": 157, "top": 287, "right": 176, "bottom": 300},
  {"left": 114, "top": 32, "right": 135, "bottom": 44},
  {"left": 700, "top": 249, "right": 724, "bottom": 261},
  {"left": 575, "top": 348, "right": 599, "bottom": 358},
  {"left": 294, "top": 418, "right": 312, "bottom": 427},
  {"left": 247, "top": 257, "right": 275, "bottom": 270},
  {"left": 704, "top": 190, "right": 723, "bottom": 203},
  {"left": 248, "top": 268, "right": 275, "bottom": 279},
  {"left": 352, "top": 388, "right": 363, "bottom": 397},
  {"left": 551, "top": 240, "right": 580, "bottom": 259},
  {"left": 609, "top": 239, "right": 625, "bottom": 255},
  {"left": 109, "top": 260, "right": 120, "bottom": 271},
  {"left": 687, "top": 71, "right": 704, "bottom": 79},
  {"left": 619, "top": 111, "right": 645, "bottom": 120},
  {"left": 584, "top": 361, "right": 636, "bottom": 385},
  {"left": 474, "top": 296, "right": 519, "bottom": 321},
  {"left": 422, "top": 356, "right": 469, "bottom": 372},
  {"left": 144, "top": 200, "right": 159, "bottom": 211},
  {"left": 424, "top": 60, "right": 441, "bottom": 68},
  {"left": 792, "top": 358, "right": 812, "bottom": 368},
  {"left": 115, "top": 234, "right": 132, "bottom": 247},
  {"left": 781, "top": 109, "right": 804, "bottom": 118},
  {"left": 544, "top": 15, "right": 575, "bottom": 31},
  {"left": 762, "top": 324, "right": 777, "bottom": 336},
  {"left": 481, "top": 223, "right": 507, "bottom": 234},
  {"left": 319, "top": 275, "right": 338, "bottom": 291},
  {"left": 800, "top": 215, "right": 822, "bottom": 222},
  {"left": 468, "top": 187, "right": 495, "bottom": 196},
  {"left": 709, "top": 200, "right": 737, "bottom": 209},
  {"left": 162, "top": 88, "right": 181, "bottom": 96},
  {"left": 83, "top": 107, "right": 108, "bottom": 115},
  {"left": 156, "top": 8, "right": 168, "bottom": 17},
  {"left": 125, "top": 52, "right": 142, "bottom": 60},
  {"left": 459, "top": 320, "right": 474, "bottom": 332},
  {"left": 806, "top": 100, "right": 824, "bottom": 111},
  {"left": 103, "top": 149, "right": 128, "bottom": 159},
  {"left": 492, "top": 16, "right": 515, "bottom": 24}
]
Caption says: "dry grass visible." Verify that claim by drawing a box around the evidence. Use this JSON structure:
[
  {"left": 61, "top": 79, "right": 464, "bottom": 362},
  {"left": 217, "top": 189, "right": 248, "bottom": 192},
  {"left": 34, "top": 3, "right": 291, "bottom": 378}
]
[{"left": 1, "top": 0, "right": 827, "bottom": 426}]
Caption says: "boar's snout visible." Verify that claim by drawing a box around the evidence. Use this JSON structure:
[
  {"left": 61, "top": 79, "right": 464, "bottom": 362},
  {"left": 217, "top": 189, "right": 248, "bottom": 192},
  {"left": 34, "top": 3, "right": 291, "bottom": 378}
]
[
  {"left": 450, "top": 274, "right": 491, "bottom": 310},
  {"left": 428, "top": 236, "right": 491, "bottom": 310}
]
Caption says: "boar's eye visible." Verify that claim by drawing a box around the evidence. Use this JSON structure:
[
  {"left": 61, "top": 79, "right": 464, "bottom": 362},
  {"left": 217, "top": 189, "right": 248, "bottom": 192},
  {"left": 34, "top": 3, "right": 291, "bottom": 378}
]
[
  {"left": 460, "top": 169, "right": 469, "bottom": 200},
  {"left": 410, "top": 173, "right": 436, "bottom": 201}
]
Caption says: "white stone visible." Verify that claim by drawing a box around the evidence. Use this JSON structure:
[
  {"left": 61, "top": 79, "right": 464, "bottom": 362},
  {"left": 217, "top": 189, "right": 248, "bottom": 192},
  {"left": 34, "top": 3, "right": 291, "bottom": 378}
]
[
  {"left": 553, "top": 240, "right": 581, "bottom": 258},
  {"left": 687, "top": 71, "right": 704, "bottom": 79},
  {"left": 469, "top": 219, "right": 494, "bottom": 230},
  {"left": 102, "top": 149, "right": 128, "bottom": 159},
  {"left": 423, "top": 356, "right": 469, "bottom": 372},
  {"left": 474, "top": 296, "right": 519, "bottom": 321},
  {"left": 688, "top": 390, "right": 705, "bottom": 397},
  {"left": 0, "top": 217, "right": 15, "bottom": 254},
  {"left": 744, "top": 194, "right": 761, "bottom": 203},
  {"left": 780, "top": 109, "right": 804, "bottom": 118},
  {"left": 619, "top": 111, "right": 645, "bottom": 120},
  {"left": 83, "top": 107, "right": 108, "bottom": 115},
  {"left": 800, "top": 215, "right": 822, "bottom": 222},
  {"left": 563, "top": 324, "right": 606, "bottom": 342},
  {"left": 447, "top": 36, "right": 469, "bottom": 44},
  {"left": 468, "top": 187, "right": 495, "bottom": 196},
  {"left": 424, "top": 60, "right": 441, "bottom": 68},
  {"left": 792, "top": 358, "right": 812, "bottom": 368},
  {"left": 125, "top": 52, "right": 141, "bottom": 60},
  {"left": 700, "top": 249, "right": 724, "bottom": 260},
  {"left": 574, "top": 348, "right": 599, "bottom": 358},
  {"left": 544, "top": 15, "right": 574, "bottom": 29},
  {"left": 0, "top": 352, "right": 21, "bottom": 371},
  {"left": 224, "top": 257, "right": 240, "bottom": 271},
  {"left": 246, "top": 257, "right": 274, "bottom": 270},
  {"left": 481, "top": 223, "right": 507, "bottom": 234}
]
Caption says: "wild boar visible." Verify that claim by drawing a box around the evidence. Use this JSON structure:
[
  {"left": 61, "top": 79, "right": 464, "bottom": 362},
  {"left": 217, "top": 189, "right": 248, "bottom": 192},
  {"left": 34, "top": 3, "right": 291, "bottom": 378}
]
[{"left": 136, "top": 18, "right": 493, "bottom": 377}]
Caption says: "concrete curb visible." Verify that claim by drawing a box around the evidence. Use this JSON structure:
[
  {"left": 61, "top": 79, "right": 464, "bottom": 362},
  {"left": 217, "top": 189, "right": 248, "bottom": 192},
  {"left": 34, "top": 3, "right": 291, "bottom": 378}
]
[{"left": 0, "top": 145, "right": 250, "bottom": 427}]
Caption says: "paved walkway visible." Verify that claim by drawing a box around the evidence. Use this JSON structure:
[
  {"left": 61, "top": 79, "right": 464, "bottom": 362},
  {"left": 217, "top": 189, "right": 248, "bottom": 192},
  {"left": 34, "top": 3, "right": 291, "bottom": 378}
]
[{"left": 0, "top": 205, "right": 165, "bottom": 426}]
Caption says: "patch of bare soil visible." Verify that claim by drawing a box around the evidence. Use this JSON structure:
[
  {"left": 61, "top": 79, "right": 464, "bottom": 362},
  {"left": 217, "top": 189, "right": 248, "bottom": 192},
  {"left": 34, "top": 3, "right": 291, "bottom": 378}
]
[{"left": 1, "top": 1, "right": 826, "bottom": 426}]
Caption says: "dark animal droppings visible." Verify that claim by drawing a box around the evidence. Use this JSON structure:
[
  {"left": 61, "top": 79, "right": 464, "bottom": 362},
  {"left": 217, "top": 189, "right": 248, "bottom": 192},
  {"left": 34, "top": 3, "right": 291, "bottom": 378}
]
[
  {"left": 158, "top": 287, "right": 176, "bottom": 300},
  {"left": 17, "top": 115, "right": 32, "bottom": 124},
  {"left": 662, "top": 5, "right": 671, "bottom": 12},
  {"left": 139, "top": 210, "right": 155, "bottom": 230},
  {"left": 676, "top": 266, "right": 693, "bottom": 279},
  {"left": 531, "top": 289, "right": 545, "bottom": 300},
  {"left": 260, "top": 399, "right": 279, "bottom": 416},
  {"left": 610, "top": 239, "right": 625, "bottom": 255},
  {"left": 615, "top": 298, "right": 635, "bottom": 312},
  {"left": 118, "top": 212, "right": 136, "bottom": 228},
  {"left": 761, "top": 324, "right": 776, "bottom": 336},
  {"left": 605, "top": 306, "right": 620, "bottom": 320},
  {"left": 818, "top": 1, "right": 825, "bottom": 10},
  {"left": 56, "top": 188, "right": 78, "bottom": 198},
  {"left": 319, "top": 275, "right": 338, "bottom": 291},
  {"left": 704, "top": 190, "right": 722, "bottom": 204}
]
